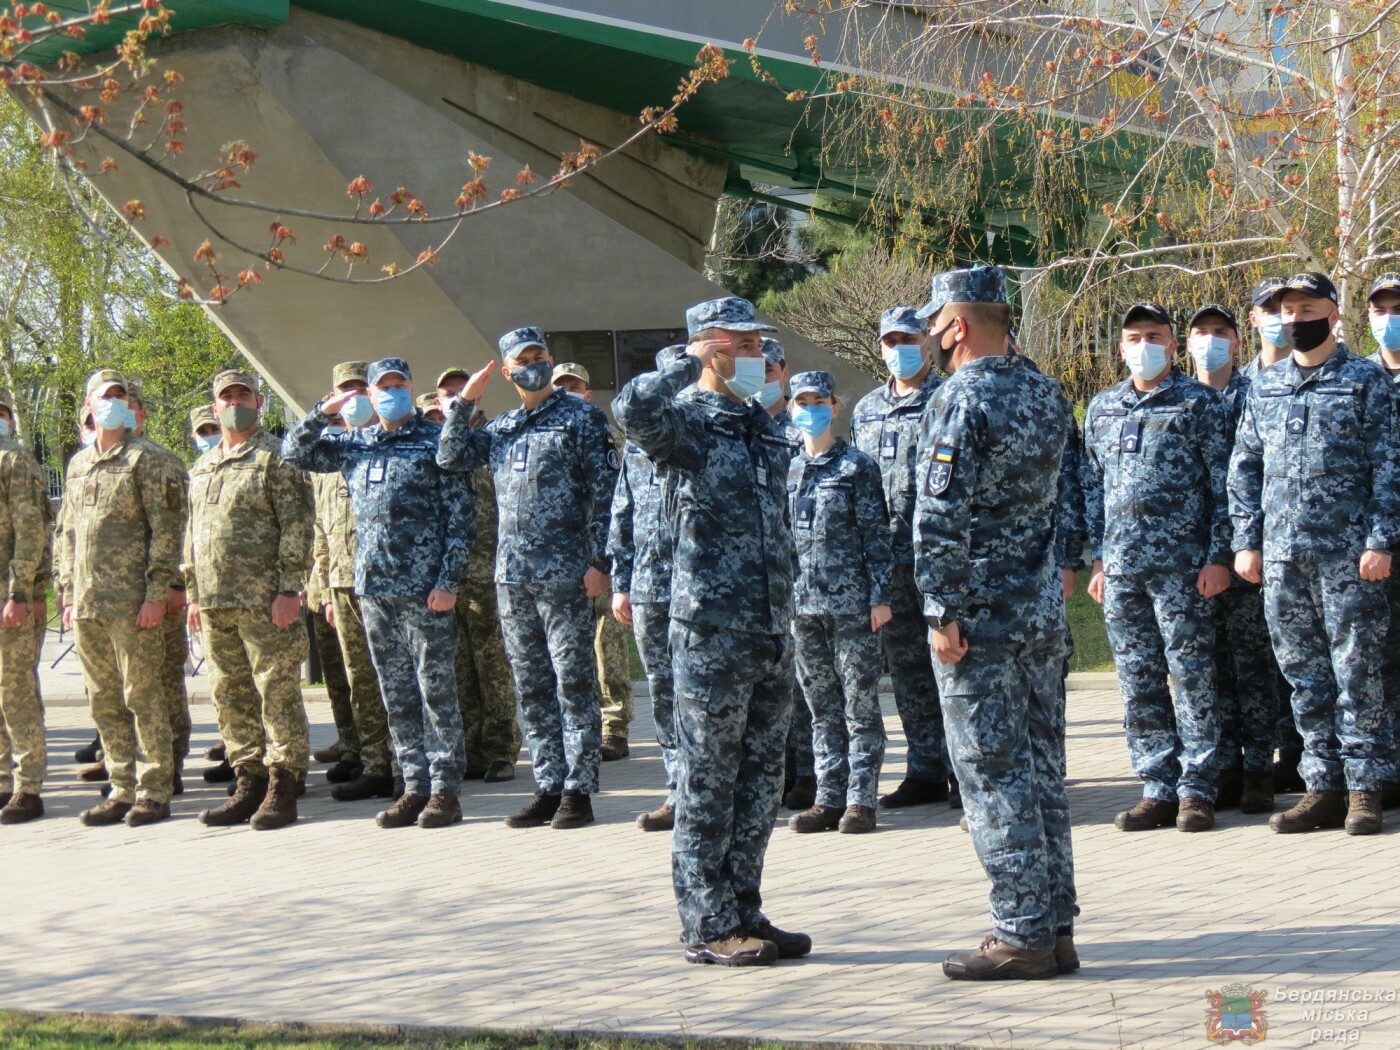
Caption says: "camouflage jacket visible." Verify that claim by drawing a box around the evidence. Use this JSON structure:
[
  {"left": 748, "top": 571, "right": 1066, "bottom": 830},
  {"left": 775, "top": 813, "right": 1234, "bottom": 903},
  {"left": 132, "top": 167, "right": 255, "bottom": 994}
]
[
  {"left": 58, "top": 434, "right": 184, "bottom": 619},
  {"left": 283, "top": 411, "right": 473, "bottom": 600},
  {"left": 310, "top": 470, "right": 357, "bottom": 608},
  {"left": 0, "top": 437, "right": 50, "bottom": 603},
  {"left": 913, "top": 353, "right": 1073, "bottom": 645},
  {"left": 608, "top": 439, "right": 673, "bottom": 604},
  {"left": 185, "top": 429, "right": 313, "bottom": 610},
  {"left": 462, "top": 466, "right": 499, "bottom": 586},
  {"left": 1083, "top": 369, "right": 1232, "bottom": 576},
  {"left": 1216, "top": 368, "right": 1252, "bottom": 432},
  {"left": 850, "top": 369, "right": 943, "bottom": 566},
  {"left": 1230, "top": 345, "right": 1400, "bottom": 561},
  {"left": 614, "top": 353, "right": 795, "bottom": 634},
  {"left": 788, "top": 438, "right": 893, "bottom": 616},
  {"left": 436, "top": 388, "right": 616, "bottom": 587}
]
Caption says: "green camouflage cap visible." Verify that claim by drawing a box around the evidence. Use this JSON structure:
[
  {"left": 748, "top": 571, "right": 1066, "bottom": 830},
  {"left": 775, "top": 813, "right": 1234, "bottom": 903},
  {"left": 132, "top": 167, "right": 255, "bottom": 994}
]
[
  {"left": 189, "top": 404, "right": 218, "bottom": 431},
  {"left": 212, "top": 369, "right": 258, "bottom": 399},
  {"left": 332, "top": 360, "right": 370, "bottom": 387},
  {"left": 415, "top": 392, "right": 440, "bottom": 410},
  {"left": 85, "top": 368, "right": 128, "bottom": 399}
]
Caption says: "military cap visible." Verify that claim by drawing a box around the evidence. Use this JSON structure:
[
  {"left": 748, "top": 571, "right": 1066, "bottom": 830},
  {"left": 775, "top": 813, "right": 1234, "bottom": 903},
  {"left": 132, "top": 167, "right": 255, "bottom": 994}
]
[
  {"left": 685, "top": 296, "right": 777, "bottom": 336},
  {"left": 1188, "top": 304, "right": 1238, "bottom": 332},
  {"left": 415, "top": 392, "right": 440, "bottom": 410},
  {"left": 499, "top": 327, "right": 547, "bottom": 359},
  {"left": 759, "top": 338, "right": 786, "bottom": 367},
  {"left": 655, "top": 344, "right": 687, "bottom": 369},
  {"left": 435, "top": 367, "right": 469, "bottom": 388},
  {"left": 211, "top": 369, "right": 258, "bottom": 399},
  {"left": 552, "top": 362, "right": 591, "bottom": 386},
  {"left": 916, "top": 264, "right": 1008, "bottom": 320},
  {"left": 1251, "top": 277, "right": 1286, "bottom": 307},
  {"left": 1269, "top": 271, "right": 1338, "bottom": 308},
  {"left": 1122, "top": 302, "right": 1173, "bottom": 329},
  {"left": 879, "top": 306, "right": 925, "bottom": 338},
  {"left": 367, "top": 357, "right": 411, "bottom": 385},
  {"left": 189, "top": 404, "right": 218, "bottom": 431},
  {"left": 332, "top": 360, "right": 369, "bottom": 388},
  {"left": 85, "top": 368, "right": 128, "bottom": 399},
  {"left": 1369, "top": 273, "right": 1400, "bottom": 301},
  {"left": 789, "top": 370, "right": 836, "bottom": 400}
]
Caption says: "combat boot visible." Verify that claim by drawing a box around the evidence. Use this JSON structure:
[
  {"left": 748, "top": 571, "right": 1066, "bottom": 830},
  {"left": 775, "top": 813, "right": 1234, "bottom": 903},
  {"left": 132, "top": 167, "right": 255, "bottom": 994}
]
[
  {"left": 789, "top": 804, "right": 842, "bottom": 833},
  {"left": 376, "top": 793, "right": 429, "bottom": 828},
  {"left": 172, "top": 761, "right": 184, "bottom": 797},
  {"left": 418, "top": 794, "right": 463, "bottom": 828},
  {"left": 0, "top": 792, "right": 44, "bottom": 825},
  {"left": 600, "top": 736, "right": 630, "bottom": 761},
  {"left": 483, "top": 760, "right": 515, "bottom": 783},
  {"left": 838, "top": 804, "right": 877, "bottom": 834},
  {"left": 636, "top": 803, "right": 674, "bottom": 831},
  {"left": 684, "top": 932, "right": 778, "bottom": 967},
  {"left": 205, "top": 741, "right": 226, "bottom": 761},
  {"left": 782, "top": 774, "right": 817, "bottom": 811},
  {"left": 1055, "top": 929, "right": 1080, "bottom": 975},
  {"left": 74, "top": 734, "right": 101, "bottom": 764},
  {"left": 1239, "top": 771, "right": 1275, "bottom": 814},
  {"left": 551, "top": 790, "right": 594, "bottom": 829},
  {"left": 249, "top": 768, "right": 298, "bottom": 830},
  {"left": 79, "top": 798, "right": 132, "bottom": 826},
  {"left": 1114, "top": 797, "right": 1178, "bottom": 831},
  {"left": 331, "top": 774, "right": 395, "bottom": 802},
  {"left": 747, "top": 919, "right": 812, "bottom": 959},
  {"left": 1274, "top": 748, "right": 1306, "bottom": 793},
  {"left": 312, "top": 742, "right": 341, "bottom": 764},
  {"left": 1269, "top": 789, "right": 1346, "bottom": 833},
  {"left": 125, "top": 798, "right": 170, "bottom": 827},
  {"left": 943, "top": 934, "right": 1057, "bottom": 981},
  {"left": 200, "top": 770, "right": 268, "bottom": 826},
  {"left": 504, "top": 790, "right": 561, "bottom": 828},
  {"left": 0, "top": 790, "right": 10, "bottom": 810},
  {"left": 203, "top": 759, "right": 234, "bottom": 784},
  {"left": 878, "top": 776, "right": 948, "bottom": 809},
  {"left": 324, "top": 758, "right": 361, "bottom": 784},
  {"left": 1215, "top": 766, "right": 1243, "bottom": 810},
  {"left": 1176, "top": 796, "right": 1215, "bottom": 832},
  {"left": 1345, "top": 790, "right": 1383, "bottom": 836},
  {"left": 78, "top": 762, "right": 108, "bottom": 783}
]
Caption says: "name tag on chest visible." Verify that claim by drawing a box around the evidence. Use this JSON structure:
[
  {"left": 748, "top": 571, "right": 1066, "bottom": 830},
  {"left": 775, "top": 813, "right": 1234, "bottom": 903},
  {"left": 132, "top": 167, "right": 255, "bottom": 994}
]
[
  {"left": 881, "top": 430, "right": 898, "bottom": 461},
  {"left": 367, "top": 459, "right": 387, "bottom": 484},
  {"left": 1287, "top": 404, "right": 1308, "bottom": 435},
  {"left": 755, "top": 461, "right": 769, "bottom": 487},
  {"left": 512, "top": 444, "right": 529, "bottom": 472},
  {"left": 795, "top": 496, "right": 815, "bottom": 530},
  {"left": 1121, "top": 419, "right": 1142, "bottom": 453}
]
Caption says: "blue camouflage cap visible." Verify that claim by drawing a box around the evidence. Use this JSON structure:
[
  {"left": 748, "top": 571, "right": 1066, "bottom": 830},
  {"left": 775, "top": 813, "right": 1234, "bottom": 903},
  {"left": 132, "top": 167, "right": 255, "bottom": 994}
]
[
  {"left": 760, "top": 337, "right": 785, "bottom": 366},
  {"left": 1251, "top": 277, "right": 1286, "bottom": 307},
  {"left": 789, "top": 370, "right": 836, "bottom": 399},
  {"left": 1369, "top": 273, "right": 1400, "bottom": 301},
  {"left": 916, "top": 264, "right": 1008, "bottom": 320},
  {"left": 499, "top": 326, "right": 548, "bottom": 360},
  {"left": 367, "top": 357, "right": 411, "bottom": 385},
  {"left": 1268, "top": 271, "right": 1338, "bottom": 308},
  {"left": 655, "top": 344, "right": 687, "bottom": 369},
  {"left": 879, "top": 306, "right": 925, "bottom": 337},
  {"left": 685, "top": 296, "right": 777, "bottom": 336}
]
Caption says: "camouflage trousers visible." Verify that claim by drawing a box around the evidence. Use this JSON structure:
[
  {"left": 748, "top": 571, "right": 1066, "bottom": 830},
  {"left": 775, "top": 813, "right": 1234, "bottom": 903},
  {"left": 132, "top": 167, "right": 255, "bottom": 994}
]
[
  {"left": 881, "top": 563, "right": 948, "bottom": 784},
  {"left": 1103, "top": 571, "right": 1221, "bottom": 802},
  {"left": 360, "top": 596, "right": 465, "bottom": 797},
  {"left": 784, "top": 664, "right": 814, "bottom": 781},
  {"left": 330, "top": 589, "right": 393, "bottom": 778},
  {"left": 792, "top": 612, "right": 887, "bottom": 809},
  {"left": 0, "top": 609, "right": 45, "bottom": 794},
  {"left": 1264, "top": 557, "right": 1392, "bottom": 792},
  {"left": 203, "top": 606, "right": 310, "bottom": 777},
  {"left": 1379, "top": 571, "right": 1400, "bottom": 783},
  {"left": 593, "top": 592, "right": 633, "bottom": 741},
  {"left": 670, "top": 620, "right": 793, "bottom": 944},
  {"left": 497, "top": 582, "right": 602, "bottom": 795},
  {"left": 75, "top": 614, "right": 173, "bottom": 804},
  {"left": 163, "top": 608, "right": 191, "bottom": 763},
  {"left": 632, "top": 600, "right": 676, "bottom": 804},
  {"left": 1213, "top": 584, "right": 1281, "bottom": 774},
  {"left": 310, "top": 605, "right": 357, "bottom": 762},
  {"left": 937, "top": 633, "right": 1078, "bottom": 951},
  {"left": 457, "top": 577, "right": 521, "bottom": 769}
]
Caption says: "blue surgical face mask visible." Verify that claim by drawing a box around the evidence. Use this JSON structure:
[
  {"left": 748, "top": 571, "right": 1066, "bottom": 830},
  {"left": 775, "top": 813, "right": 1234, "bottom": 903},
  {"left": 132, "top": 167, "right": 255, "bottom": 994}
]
[
  {"left": 325, "top": 422, "right": 348, "bottom": 437},
  {"left": 755, "top": 379, "right": 783, "bottom": 410},
  {"left": 882, "top": 342, "right": 925, "bottom": 380},
  {"left": 791, "top": 404, "right": 833, "bottom": 438},
  {"left": 193, "top": 432, "right": 219, "bottom": 454},
  {"left": 93, "top": 397, "right": 128, "bottom": 431},
  {"left": 0, "top": 418, "right": 11, "bottom": 440},
  {"left": 722, "top": 355, "right": 767, "bottom": 401},
  {"left": 1125, "top": 342, "right": 1169, "bottom": 382},
  {"left": 1188, "top": 334, "right": 1232, "bottom": 373},
  {"left": 1371, "top": 314, "right": 1400, "bottom": 352},
  {"left": 1258, "top": 313, "right": 1285, "bottom": 348},
  {"left": 508, "top": 359, "right": 554, "bottom": 392},
  {"left": 80, "top": 428, "right": 96, "bottom": 448},
  {"left": 374, "top": 386, "right": 413, "bottom": 423},
  {"left": 124, "top": 406, "right": 138, "bottom": 431},
  {"left": 341, "top": 394, "right": 373, "bottom": 427}
]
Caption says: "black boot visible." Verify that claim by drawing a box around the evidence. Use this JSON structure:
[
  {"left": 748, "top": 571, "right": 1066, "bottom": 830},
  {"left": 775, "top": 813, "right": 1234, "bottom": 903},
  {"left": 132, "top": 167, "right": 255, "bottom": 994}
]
[
  {"left": 879, "top": 777, "right": 949, "bottom": 809},
  {"left": 74, "top": 734, "right": 102, "bottom": 764},
  {"left": 331, "top": 774, "right": 395, "bottom": 802},
  {"left": 551, "top": 790, "right": 594, "bottom": 829},
  {"left": 504, "top": 790, "right": 561, "bottom": 828}
]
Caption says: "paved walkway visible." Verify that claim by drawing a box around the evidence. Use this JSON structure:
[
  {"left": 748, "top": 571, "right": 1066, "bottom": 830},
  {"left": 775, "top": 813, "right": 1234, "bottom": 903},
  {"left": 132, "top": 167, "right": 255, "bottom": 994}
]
[{"left": 5, "top": 626, "right": 1400, "bottom": 1048}]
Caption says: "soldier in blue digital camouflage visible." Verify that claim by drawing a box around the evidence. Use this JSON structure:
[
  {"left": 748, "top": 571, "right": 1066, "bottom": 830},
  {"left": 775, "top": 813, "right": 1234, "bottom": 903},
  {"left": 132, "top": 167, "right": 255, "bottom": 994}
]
[
  {"left": 437, "top": 327, "right": 616, "bottom": 831},
  {"left": 784, "top": 369, "right": 892, "bottom": 836},
  {"left": 615, "top": 295, "right": 808, "bottom": 968},
  {"left": 1083, "top": 303, "right": 1232, "bottom": 834},
  {"left": 912, "top": 265, "right": 1079, "bottom": 981},
  {"left": 610, "top": 344, "right": 686, "bottom": 832},
  {"left": 282, "top": 357, "right": 474, "bottom": 830},
  {"left": 851, "top": 305, "right": 954, "bottom": 811},
  {"left": 1186, "top": 304, "right": 1281, "bottom": 814},
  {"left": 1231, "top": 271, "right": 1400, "bottom": 836}
]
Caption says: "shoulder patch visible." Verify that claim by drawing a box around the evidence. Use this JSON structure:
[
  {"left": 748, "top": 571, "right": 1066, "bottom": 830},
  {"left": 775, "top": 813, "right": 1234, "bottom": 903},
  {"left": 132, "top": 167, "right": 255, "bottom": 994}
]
[
  {"left": 926, "top": 445, "right": 957, "bottom": 495},
  {"left": 607, "top": 447, "right": 621, "bottom": 470}
]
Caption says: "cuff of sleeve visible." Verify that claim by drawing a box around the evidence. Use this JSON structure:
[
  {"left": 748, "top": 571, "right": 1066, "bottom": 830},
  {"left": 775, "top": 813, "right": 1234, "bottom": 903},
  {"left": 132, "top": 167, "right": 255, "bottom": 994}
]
[
  {"left": 921, "top": 594, "right": 958, "bottom": 624},
  {"left": 7, "top": 573, "right": 26, "bottom": 601},
  {"left": 145, "top": 584, "right": 167, "bottom": 604},
  {"left": 279, "top": 574, "right": 305, "bottom": 595}
]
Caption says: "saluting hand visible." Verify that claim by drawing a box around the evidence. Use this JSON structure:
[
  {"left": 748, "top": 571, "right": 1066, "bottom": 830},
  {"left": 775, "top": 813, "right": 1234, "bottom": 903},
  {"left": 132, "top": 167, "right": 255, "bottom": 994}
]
[
  {"left": 460, "top": 362, "right": 495, "bottom": 405},
  {"left": 685, "top": 338, "right": 728, "bottom": 367},
  {"left": 321, "top": 389, "right": 356, "bottom": 416}
]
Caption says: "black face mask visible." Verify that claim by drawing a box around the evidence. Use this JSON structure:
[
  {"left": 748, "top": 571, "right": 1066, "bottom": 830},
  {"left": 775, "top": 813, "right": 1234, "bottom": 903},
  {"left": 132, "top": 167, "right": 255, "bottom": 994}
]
[
  {"left": 1281, "top": 317, "right": 1333, "bottom": 353},
  {"left": 929, "top": 319, "right": 958, "bottom": 374}
]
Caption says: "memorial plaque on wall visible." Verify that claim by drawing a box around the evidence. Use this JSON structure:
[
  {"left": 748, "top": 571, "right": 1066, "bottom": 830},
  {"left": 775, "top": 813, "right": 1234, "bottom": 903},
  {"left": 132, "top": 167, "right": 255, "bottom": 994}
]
[
  {"left": 614, "top": 328, "right": 688, "bottom": 390},
  {"left": 546, "top": 331, "right": 616, "bottom": 390}
]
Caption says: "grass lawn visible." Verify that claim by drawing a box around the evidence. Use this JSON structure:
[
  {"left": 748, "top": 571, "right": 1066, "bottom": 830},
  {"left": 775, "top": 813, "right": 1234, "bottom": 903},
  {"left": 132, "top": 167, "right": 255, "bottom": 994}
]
[{"left": 1066, "top": 577, "right": 1115, "bottom": 673}]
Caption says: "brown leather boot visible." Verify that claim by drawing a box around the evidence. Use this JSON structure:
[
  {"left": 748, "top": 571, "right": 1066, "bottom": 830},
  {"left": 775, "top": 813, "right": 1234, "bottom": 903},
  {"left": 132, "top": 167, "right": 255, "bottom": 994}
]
[
  {"left": 1345, "top": 790, "right": 1383, "bottom": 836},
  {"left": 1269, "top": 789, "right": 1346, "bottom": 833},
  {"left": 943, "top": 934, "right": 1058, "bottom": 981},
  {"left": 250, "top": 768, "right": 299, "bottom": 830},
  {"left": 200, "top": 770, "right": 268, "bottom": 826},
  {"left": 1055, "top": 933, "right": 1080, "bottom": 974},
  {"left": 838, "top": 804, "right": 877, "bottom": 834},
  {"left": 377, "top": 793, "right": 430, "bottom": 828},
  {"left": 79, "top": 798, "right": 132, "bottom": 826},
  {"left": 126, "top": 798, "right": 171, "bottom": 827},
  {"left": 417, "top": 793, "right": 462, "bottom": 828},
  {"left": 683, "top": 932, "right": 778, "bottom": 967},
  {"left": 1239, "top": 771, "right": 1275, "bottom": 814},
  {"left": 636, "top": 803, "right": 675, "bottom": 832},
  {"left": 789, "top": 804, "right": 843, "bottom": 833},
  {"left": 1176, "top": 796, "right": 1215, "bottom": 832},
  {"left": 1114, "top": 797, "right": 1178, "bottom": 831},
  {"left": 0, "top": 792, "right": 44, "bottom": 825},
  {"left": 78, "top": 762, "right": 108, "bottom": 783}
]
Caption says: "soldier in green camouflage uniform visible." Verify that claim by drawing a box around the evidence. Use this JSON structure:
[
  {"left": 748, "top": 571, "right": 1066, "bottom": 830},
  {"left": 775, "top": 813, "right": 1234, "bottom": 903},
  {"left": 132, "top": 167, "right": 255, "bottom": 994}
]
[
  {"left": 0, "top": 389, "right": 54, "bottom": 825},
  {"left": 432, "top": 370, "right": 520, "bottom": 781},
  {"left": 188, "top": 370, "right": 314, "bottom": 831},
  {"left": 57, "top": 369, "right": 182, "bottom": 827}
]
